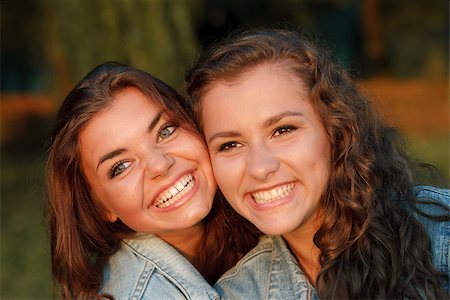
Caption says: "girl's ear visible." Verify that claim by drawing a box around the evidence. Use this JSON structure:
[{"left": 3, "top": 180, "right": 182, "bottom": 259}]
[{"left": 104, "top": 210, "right": 118, "bottom": 223}]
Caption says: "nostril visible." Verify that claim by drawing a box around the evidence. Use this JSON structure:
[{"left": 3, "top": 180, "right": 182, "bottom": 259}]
[{"left": 146, "top": 153, "right": 175, "bottom": 179}]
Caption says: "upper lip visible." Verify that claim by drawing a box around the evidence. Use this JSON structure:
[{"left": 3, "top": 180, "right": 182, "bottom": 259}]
[
  {"left": 247, "top": 181, "right": 295, "bottom": 195},
  {"left": 149, "top": 170, "right": 195, "bottom": 206}
]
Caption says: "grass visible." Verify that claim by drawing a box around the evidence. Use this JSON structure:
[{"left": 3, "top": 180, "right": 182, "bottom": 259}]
[{"left": 1, "top": 147, "right": 53, "bottom": 299}]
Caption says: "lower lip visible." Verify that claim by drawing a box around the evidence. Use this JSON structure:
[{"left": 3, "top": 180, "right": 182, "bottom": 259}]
[
  {"left": 246, "top": 183, "right": 297, "bottom": 210},
  {"left": 150, "top": 174, "right": 200, "bottom": 212}
]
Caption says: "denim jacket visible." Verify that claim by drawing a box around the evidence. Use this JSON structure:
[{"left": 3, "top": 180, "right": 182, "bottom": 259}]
[
  {"left": 413, "top": 186, "right": 449, "bottom": 282},
  {"left": 215, "top": 235, "right": 318, "bottom": 300},
  {"left": 99, "top": 234, "right": 219, "bottom": 300},
  {"left": 215, "top": 186, "right": 449, "bottom": 299}
]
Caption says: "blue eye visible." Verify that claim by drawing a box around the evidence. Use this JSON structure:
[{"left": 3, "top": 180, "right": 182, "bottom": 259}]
[
  {"left": 109, "top": 160, "right": 132, "bottom": 178},
  {"left": 273, "top": 125, "right": 297, "bottom": 137},
  {"left": 218, "top": 141, "right": 242, "bottom": 152},
  {"left": 158, "top": 124, "right": 177, "bottom": 141}
]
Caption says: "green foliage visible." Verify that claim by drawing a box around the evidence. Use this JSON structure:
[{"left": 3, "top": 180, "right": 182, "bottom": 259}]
[
  {"left": 409, "top": 135, "right": 450, "bottom": 185},
  {"left": 382, "top": 0, "right": 448, "bottom": 78},
  {"left": 40, "top": 0, "right": 199, "bottom": 94},
  {"left": 1, "top": 149, "right": 52, "bottom": 299}
]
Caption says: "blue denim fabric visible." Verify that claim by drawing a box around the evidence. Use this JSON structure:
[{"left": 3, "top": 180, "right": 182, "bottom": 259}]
[
  {"left": 215, "top": 235, "right": 318, "bottom": 300},
  {"left": 99, "top": 234, "right": 219, "bottom": 300},
  {"left": 215, "top": 186, "right": 449, "bottom": 299},
  {"left": 413, "top": 186, "right": 449, "bottom": 290}
]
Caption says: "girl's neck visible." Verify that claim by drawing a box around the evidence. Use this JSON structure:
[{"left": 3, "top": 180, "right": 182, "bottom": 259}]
[
  {"left": 282, "top": 213, "right": 322, "bottom": 286},
  {"left": 157, "top": 222, "right": 205, "bottom": 267}
]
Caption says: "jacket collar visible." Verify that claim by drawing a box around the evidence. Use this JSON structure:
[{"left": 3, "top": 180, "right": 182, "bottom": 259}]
[{"left": 124, "top": 234, "right": 219, "bottom": 300}]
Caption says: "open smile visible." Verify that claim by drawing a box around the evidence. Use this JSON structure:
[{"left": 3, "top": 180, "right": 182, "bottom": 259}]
[
  {"left": 251, "top": 182, "right": 295, "bottom": 204},
  {"left": 153, "top": 173, "right": 195, "bottom": 208}
]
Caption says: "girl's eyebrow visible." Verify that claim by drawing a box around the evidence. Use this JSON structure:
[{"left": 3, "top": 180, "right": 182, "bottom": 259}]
[
  {"left": 96, "top": 111, "right": 164, "bottom": 170},
  {"left": 208, "top": 131, "right": 241, "bottom": 144},
  {"left": 263, "top": 111, "right": 304, "bottom": 128},
  {"left": 207, "top": 111, "right": 303, "bottom": 144},
  {"left": 97, "top": 148, "right": 127, "bottom": 170}
]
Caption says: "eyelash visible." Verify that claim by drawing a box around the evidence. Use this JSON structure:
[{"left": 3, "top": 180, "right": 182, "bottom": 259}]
[
  {"left": 109, "top": 160, "right": 131, "bottom": 179},
  {"left": 157, "top": 123, "right": 177, "bottom": 142},
  {"left": 272, "top": 125, "right": 297, "bottom": 137},
  {"left": 217, "top": 125, "right": 297, "bottom": 152},
  {"left": 218, "top": 141, "right": 241, "bottom": 152}
]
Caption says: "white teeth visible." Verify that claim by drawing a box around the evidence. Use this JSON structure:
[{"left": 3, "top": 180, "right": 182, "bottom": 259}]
[
  {"left": 176, "top": 181, "right": 184, "bottom": 191},
  {"left": 251, "top": 183, "right": 294, "bottom": 204},
  {"left": 270, "top": 189, "right": 278, "bottom": 198},
  {"left": 154, "top": 174, "right": 195, "bottom": 208},
  {"left": 169, "top": 187, "right": 178, "bottom": 196}
]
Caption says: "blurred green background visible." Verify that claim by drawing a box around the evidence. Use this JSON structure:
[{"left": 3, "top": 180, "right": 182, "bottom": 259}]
[{"left": 1, "top": 0, "right": 448, "bottom": 298}]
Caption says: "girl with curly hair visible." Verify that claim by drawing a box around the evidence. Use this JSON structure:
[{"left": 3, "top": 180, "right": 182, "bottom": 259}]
[{"left": 185, "top": 29, "right": 449, "bottom": 299}]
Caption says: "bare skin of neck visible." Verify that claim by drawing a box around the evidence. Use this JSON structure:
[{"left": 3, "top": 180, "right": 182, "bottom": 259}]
[
  {"left": 157, "top": 222, "right": 205, "bottom": 268},
  {"left": 282, "top": 214, "right": 322, "bottom": 286}
]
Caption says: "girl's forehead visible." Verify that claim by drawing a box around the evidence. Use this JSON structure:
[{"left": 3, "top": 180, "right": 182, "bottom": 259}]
[{"left": 202, "top": 63, "right": 308, "bottom": 101}]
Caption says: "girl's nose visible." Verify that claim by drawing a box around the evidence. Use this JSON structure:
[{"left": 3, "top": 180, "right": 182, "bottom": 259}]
[
  {"left": 246, "top": 145, "right": 279, "bottom": 181},
  {"left": 145, "top": 151, "right": 175, "bottom": 180}
]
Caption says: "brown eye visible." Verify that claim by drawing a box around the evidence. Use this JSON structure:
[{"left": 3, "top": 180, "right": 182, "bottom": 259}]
[
  {"left": 219, "top": 141, "right": 242, "bottom": 152},
  {"left": 272, "top": 125, "right": 297, "bottom": 137}
]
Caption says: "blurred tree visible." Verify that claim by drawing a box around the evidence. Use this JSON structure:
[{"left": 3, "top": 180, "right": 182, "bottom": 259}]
[
  {"left": 1, "top": 0, "right": 46, "bottom": 91},
  {"left": 194, "top": 0, "right": 364, "bottom": 73},
  {"left": 361, "top": 0, "right": 386, "bottom": 74},
  {"left": 304, "top": 0, "right": 362, "bottom": 72},
  {"left": 3, "top": 0, "right": 447, "bottom": 95},
  {"left": 194, "top": 0, "right": 306, "bottom": 46},
  {"left": 381, "top": 0, "right": 448, "bottom": 78},
  {"left": 40, "top": 0, "right": 200, "bottom": 98}
]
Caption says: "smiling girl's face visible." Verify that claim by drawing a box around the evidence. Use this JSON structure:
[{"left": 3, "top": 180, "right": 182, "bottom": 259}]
[
  {"left": 200, "top": 63, "right": 331, "bottom": 235},
  {"left": 79, "top": 87, "right": 216, "bottom": 235}
]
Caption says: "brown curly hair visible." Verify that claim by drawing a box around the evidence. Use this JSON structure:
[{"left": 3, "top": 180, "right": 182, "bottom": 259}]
[
  {"left": 185, "top": 29, "right": 449, "bottom": 299},
  {"left": 46, "top": 61, "right": 259, "bottom": 299}
]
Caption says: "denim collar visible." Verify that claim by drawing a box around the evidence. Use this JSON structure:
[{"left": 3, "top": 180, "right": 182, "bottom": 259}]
[
  {"left": 124, "top": 234, "right": 219, "bottom": 300},
  {"left": 270, "top": 235, "right": 318, "bottom": 299}
]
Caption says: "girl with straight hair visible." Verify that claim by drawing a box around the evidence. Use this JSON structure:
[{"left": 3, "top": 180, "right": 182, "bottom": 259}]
[{"left": 46, "top": 61, "right": 258, "bottom": 299}]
